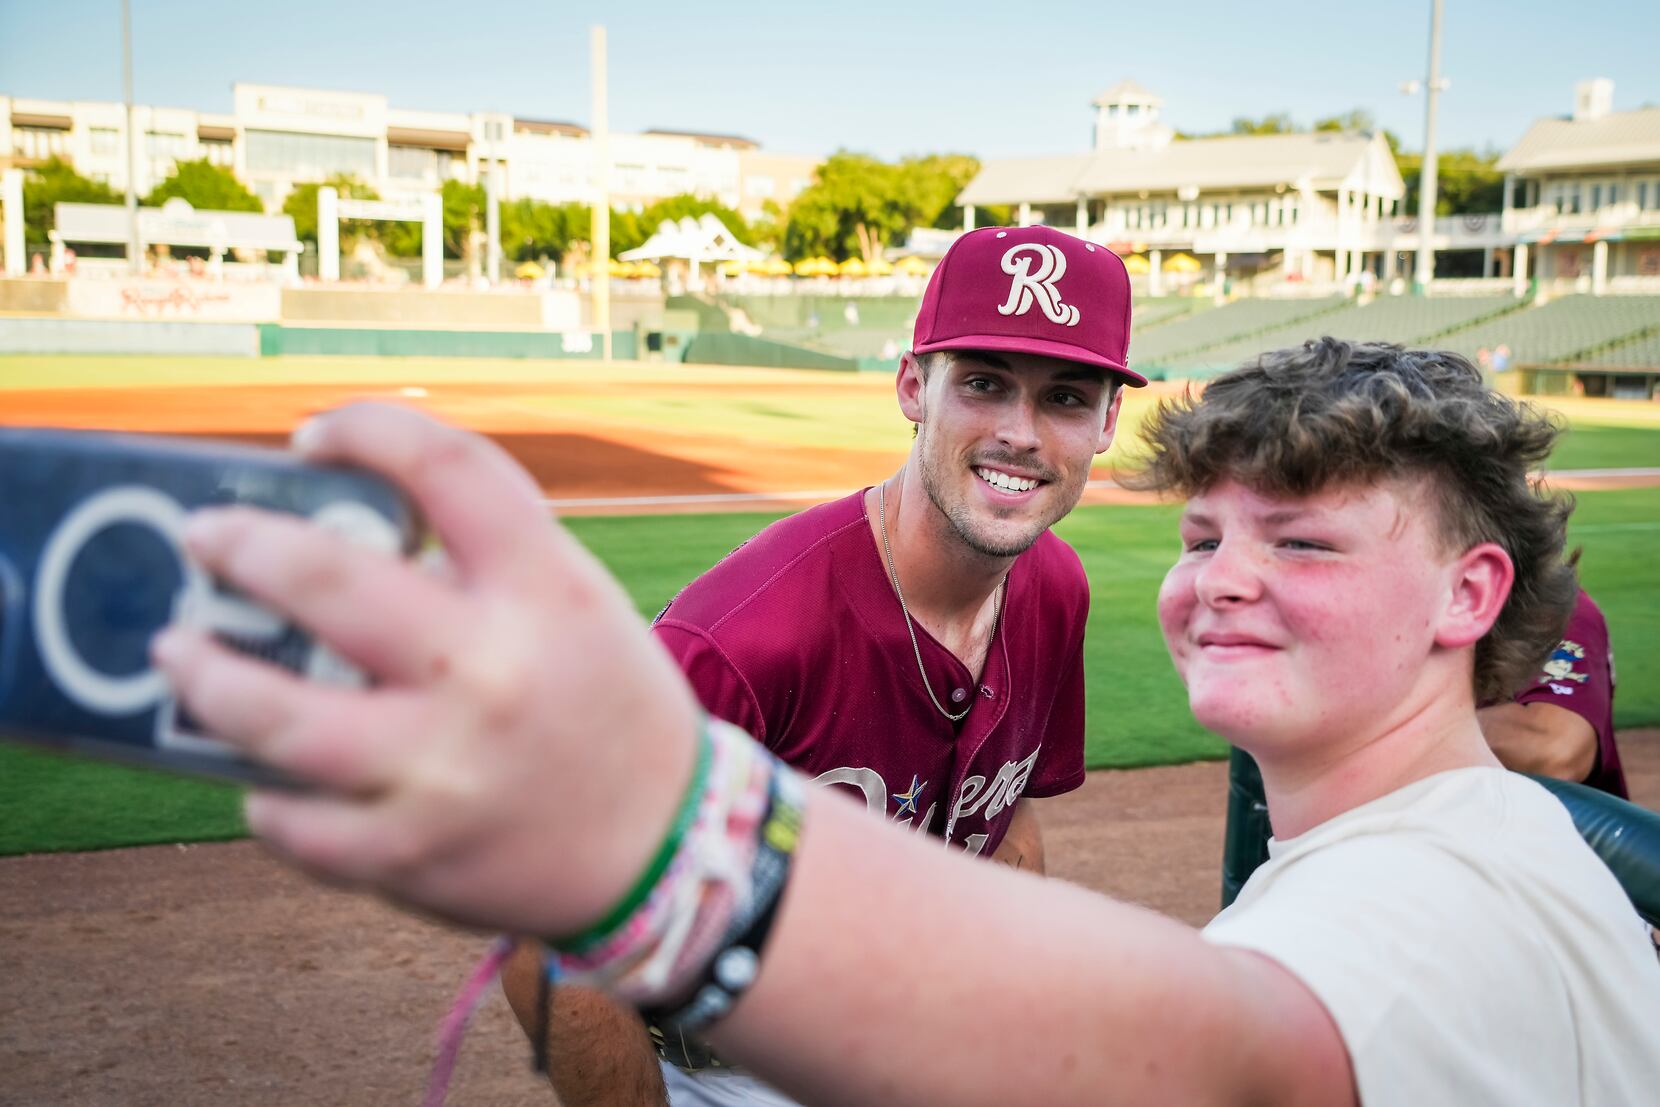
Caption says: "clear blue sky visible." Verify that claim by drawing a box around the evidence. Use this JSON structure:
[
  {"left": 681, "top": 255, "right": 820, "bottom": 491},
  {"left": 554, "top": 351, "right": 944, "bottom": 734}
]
[{"left": 3, "top": 0, "right": 1655, "bottom": 160}]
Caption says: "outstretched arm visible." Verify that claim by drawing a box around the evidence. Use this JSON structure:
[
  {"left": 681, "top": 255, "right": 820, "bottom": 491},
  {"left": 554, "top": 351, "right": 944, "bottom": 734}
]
[
  {"left": 153, "top": 405, "right": 1352, "bottom": 1107},
  {"left": 1479, "top": 701, "right": 1597, "bottom": 782}
]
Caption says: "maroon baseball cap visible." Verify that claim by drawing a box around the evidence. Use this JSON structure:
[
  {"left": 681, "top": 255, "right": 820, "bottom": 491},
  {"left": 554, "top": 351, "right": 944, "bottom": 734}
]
[{"left": 912, "top": 225, "right": 1143, "bottom": 386}]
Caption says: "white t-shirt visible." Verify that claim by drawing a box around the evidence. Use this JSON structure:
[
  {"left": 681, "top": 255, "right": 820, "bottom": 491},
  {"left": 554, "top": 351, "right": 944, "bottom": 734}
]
[{"left": 1203, "top": 768, "right": 1660, "bottom": 1106}]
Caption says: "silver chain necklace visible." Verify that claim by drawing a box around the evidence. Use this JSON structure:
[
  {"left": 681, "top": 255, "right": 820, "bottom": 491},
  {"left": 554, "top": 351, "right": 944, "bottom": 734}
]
[{"left": 878, "top": 480, "right": 1007, "bottom": 724}]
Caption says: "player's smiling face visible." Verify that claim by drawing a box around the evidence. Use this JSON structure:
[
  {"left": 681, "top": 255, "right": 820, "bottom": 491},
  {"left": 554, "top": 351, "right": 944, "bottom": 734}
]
[
  {"left": 1157, "top": 478, "right": 1458, "bottom": 755},
  {"left": 900, "top": 349, "right": 1120, "bottom": 559}
]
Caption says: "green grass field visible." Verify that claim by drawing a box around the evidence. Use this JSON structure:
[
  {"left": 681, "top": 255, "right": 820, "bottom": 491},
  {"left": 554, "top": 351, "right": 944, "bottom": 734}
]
[
  {"left": 4, "top": 486, "right": 1657, "bottom": 856},
  {"left": 7, "top": 355, "right": 1656, "bottom": 470},
  {"left": 2, "top": 356, "right": 1656, "bottom": 854}
]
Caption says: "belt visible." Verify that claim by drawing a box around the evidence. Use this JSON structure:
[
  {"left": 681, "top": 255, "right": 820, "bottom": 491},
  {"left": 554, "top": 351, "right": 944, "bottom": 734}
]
[{"left": 646, "top": 1017, "right": 732, "bottom": 1072}]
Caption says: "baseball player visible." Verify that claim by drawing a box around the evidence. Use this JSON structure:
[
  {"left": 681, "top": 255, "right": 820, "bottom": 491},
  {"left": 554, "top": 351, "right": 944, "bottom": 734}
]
[
  {"left": 1480, "top": 586, "right": 1628, "bottom": 797},
  {"left": 499, "top": 224, "right": 1141, "bottom": 1105},
  {"left": 155, "top": 340, "right": 1660, "bottom": 1106}
]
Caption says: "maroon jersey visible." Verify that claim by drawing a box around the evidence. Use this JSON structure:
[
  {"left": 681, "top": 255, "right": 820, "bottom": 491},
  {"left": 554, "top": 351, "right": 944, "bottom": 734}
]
[
  {"left": 1514, "top": 589, "right": 1626, "bottom": 799},
  {"left": 652, "top": 491, "right": 1088, "bottom": 857}
]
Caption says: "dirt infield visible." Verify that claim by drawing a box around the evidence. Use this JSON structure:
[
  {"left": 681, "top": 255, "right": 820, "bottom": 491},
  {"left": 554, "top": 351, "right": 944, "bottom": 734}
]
[
  {"left": 3, "top": 374, "right": 1658, "bottom": 1102},
  {"left": 2, "top": 730, "right": 1656, "bottom": 1106},
  {"left": 5, "top": 381, "right": 1652, "bottom": 517}
]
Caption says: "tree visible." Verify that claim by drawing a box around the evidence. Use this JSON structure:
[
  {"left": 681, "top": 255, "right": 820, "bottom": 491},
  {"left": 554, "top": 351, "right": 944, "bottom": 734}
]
[
  {"left": 142, "top": 159, "right": 261, "bottom": 213},
  {"left": 1229, "top": 112, "right": 1298, "bottom": 136},
  {"left": 499, "top": 198, "right": 589, "bottom": 262},
  {"left": 1179, "top": 108, "right": 1397, "bottom": 150},
  {"left": 281, "top": 175, "right": 380, "bottom": 247},
  {"left": 784, "top": 152, "right": 909, "bottom": 262},
  {"left": 747, "top": 198, "right": 786, "bottom": 254},
  {"left": 20, "top": 156, "right": 119, "bottom": 254},
  {"left": 607, "top": 207, "right": 645, "bottom": 260},
  {"left": 636, "top": 193, "right": 754, "bottom": 246},
  {"left": 378, "top": 179, "right": 483, "bottom": 259},
  {"left": 1313, "top": 109, "right": 1402, "bottom": 155},
  {"left": 1398, "top": 148, "right": 1505, "bottom": 216},
  {"left": 895, "top": 153, "right": 982, "bottom": 231}
]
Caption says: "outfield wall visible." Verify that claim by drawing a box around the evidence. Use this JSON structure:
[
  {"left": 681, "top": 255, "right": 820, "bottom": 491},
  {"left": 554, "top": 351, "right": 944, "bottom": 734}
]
[
  {"left": 257, "top": 324, "right": 638, "bottom": 360},
  {"left": 0, "top": 317, "right": 258, "bottom": 356},
  {"left": 0, "top": 278, "right": 69, "bottom": 314}
]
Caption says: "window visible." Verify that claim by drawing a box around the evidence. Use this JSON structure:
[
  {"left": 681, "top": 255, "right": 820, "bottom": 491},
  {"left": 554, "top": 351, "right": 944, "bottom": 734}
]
[
  {"left": 747, "top": 175, "right": 775, "bottom": 198},
  {"left": 389, "top": 144, "right": 439, "bottom": 180},
  {"left": 244, "top": 129, "right": 376, "bottom": 178},
  {"left": 90, "top": 127, "right": 120, "bottom": 155},
  {"left": 1640, "top": 181, "right": 1651, "bottom": 210},
  {"left": 202, "top": 140, "right": 233, "bottom": 167},
  {"left": 147, "top": 131, "right": 188, "bottom": 159},
  {"left": 1591, "top": 184, "right": 1602, "bottom": 210},
  {"left": 13, "top": 127, "right": 68, "bottom": 159}
]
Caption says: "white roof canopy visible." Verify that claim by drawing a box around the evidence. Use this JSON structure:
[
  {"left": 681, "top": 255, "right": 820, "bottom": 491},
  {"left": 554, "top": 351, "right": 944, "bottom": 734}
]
[
  {"left": 619, "top": 213, "right": 761, "bottom": 262},
  {"left": 54, "top": 198, "right": 304, "bottom": 254}
]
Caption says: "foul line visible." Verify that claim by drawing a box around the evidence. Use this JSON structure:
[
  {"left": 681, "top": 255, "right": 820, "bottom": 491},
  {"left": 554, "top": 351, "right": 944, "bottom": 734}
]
[
  {"left": 1538, "top": 467, "right": 1660, "bottom": 479},
  {"left": 542, "top": 468, "right": 1660, "bottom": 512}
]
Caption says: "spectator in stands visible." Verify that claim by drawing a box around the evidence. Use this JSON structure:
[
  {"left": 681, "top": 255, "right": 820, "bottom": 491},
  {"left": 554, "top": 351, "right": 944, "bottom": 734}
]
[{"left": 1479, "top": 587, "right": 1627, "bottom": 798}]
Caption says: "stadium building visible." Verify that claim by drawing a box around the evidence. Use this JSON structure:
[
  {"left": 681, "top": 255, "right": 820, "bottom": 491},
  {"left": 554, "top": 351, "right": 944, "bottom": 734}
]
[
  {"left": 1499, "top": 79, "right": 1660, "bottom": 295},
  {"left": 0, "top": 83, "right": 820, "bottom": 221},
  {"left": 958, "top": 81, "right": 1410, "bottom": 294},
  {"left": 957, "top": 79, "right": 1660, "bottom": 302}
]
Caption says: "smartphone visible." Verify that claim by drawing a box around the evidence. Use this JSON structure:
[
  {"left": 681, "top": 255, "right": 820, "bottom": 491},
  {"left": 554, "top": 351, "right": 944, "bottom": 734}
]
[{"left": 0, "top": 427, "right": 420, "bottom": 787}]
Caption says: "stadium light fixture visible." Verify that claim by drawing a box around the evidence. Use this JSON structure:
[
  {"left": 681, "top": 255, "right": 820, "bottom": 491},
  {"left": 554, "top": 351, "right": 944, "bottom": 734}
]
[{"left": 1402, "top": 0, "right": 1449, "bottom": 295}]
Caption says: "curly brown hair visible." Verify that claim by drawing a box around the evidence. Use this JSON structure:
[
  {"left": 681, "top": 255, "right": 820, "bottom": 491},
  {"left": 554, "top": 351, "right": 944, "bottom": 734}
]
[{"left": 1128, "top": 338, "right": 1578, "bottom": 702}]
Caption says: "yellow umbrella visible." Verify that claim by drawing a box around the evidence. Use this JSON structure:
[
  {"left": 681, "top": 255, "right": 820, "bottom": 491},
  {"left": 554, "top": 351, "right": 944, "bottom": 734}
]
[
  {"left": 514, "top": 260, "right": 545, "bottom": 280},
  {"left": 894, "top": 256, "right": 931, "bottom": 277},
  {"left": 795, "top": 256, "right": 836, "bottom": 277},
  {"left": 1122, "top": 254, "right": 1150, "bottom": 275},
  {"left": 634, "top": 260, "right": 661, "bottom": 278},
  {"left": 839, "top": 257, "right": 869, "bottom": 277},
  {"left": 1164, "top": 252, "right": 1202, "bottom": 273},
  {"left": 718, "top": 259, "right": 747, "bottom": 277},
  {"left": 865, "top": 257, "right": 894, "bottom": 276},
  {"left": 606, "top": 257, "right": 631, "bottom": 276},
  {"left": 763, "top": 257, "right": 794, "bottom": 276}
]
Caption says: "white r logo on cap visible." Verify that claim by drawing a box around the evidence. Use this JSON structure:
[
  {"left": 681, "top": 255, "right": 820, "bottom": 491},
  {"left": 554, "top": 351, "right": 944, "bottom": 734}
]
[{"left": 997, "top": 243, "right": 1081, "bottom": 327}]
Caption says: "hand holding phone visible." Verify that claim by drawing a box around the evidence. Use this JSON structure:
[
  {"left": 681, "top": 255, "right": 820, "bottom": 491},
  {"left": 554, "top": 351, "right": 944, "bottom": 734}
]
[{"left": 0, "top": 427, "right": 419, "bottom": 785}]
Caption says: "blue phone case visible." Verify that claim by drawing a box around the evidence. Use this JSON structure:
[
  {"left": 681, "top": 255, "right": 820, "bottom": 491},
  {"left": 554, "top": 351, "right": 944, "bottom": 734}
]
[{"left": 0, "top": 427, "right": 418, "bottom": 786}]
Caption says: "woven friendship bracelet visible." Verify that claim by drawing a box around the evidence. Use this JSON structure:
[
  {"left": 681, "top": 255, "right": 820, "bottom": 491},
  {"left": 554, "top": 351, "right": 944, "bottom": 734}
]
[
  {"left": 547, "top": 715, "right": 714, "bottom": 955},
  {"left": 543, "top": 713, "right": 772, "bottom": 992},
  {"left": 606, "top": 719, "right": 772, "bottom": 997},
  {"left": 640, "top": 749, "right": 806, "bottom": 1033}
]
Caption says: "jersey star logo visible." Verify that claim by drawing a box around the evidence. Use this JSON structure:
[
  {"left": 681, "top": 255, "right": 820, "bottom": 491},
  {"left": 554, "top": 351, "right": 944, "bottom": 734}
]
[{"left": 892, "top": 775, "right": 926, "bottom": 817}]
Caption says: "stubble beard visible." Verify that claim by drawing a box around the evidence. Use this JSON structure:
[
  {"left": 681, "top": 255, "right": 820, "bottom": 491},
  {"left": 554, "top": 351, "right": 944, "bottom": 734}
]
[{"left": 916, "top": 423, "right": 1072, "bottom": 560}]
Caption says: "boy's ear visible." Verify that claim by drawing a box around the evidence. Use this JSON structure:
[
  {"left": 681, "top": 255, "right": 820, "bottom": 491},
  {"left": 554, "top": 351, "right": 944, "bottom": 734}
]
[{"left": 1433, "top": 542, "right": 1514, "bottom": 650}]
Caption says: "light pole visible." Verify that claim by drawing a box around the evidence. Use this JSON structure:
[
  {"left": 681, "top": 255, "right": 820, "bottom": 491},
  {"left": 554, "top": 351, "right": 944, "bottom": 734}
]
[
  {"left": 121, "top": 0, "right": 141, "bottom": 273},
  {"left": 591, "top": 25, "right": 611, "bottom": 362},
  {"left": 1402, "top": 0, "right": 1449, "bottom": 295}
]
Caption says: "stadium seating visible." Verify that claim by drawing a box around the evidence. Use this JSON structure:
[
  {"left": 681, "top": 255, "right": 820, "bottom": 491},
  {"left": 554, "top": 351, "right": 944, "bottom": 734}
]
[
  {"left": 1556, "top": 325, "right": 1660, "bottom": 369},
  {"left": 1128, "top": 297, "right": 1348, "bottom": 375},
  {"left": 1131, "top": 297, "right": 1209, "bottom": 331},
  {"left": 1437, "top": 295, "right": 1660, "bottom": 367},
  {"left": 1167, "top": 295, "right": 1522, "bottom": 376}
]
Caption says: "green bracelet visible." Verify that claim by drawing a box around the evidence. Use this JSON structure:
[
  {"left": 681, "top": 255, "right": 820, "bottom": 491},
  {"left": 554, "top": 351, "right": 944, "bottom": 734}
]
[{"left": 548, "top": 715, "right": 714, "bottom": 954}]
